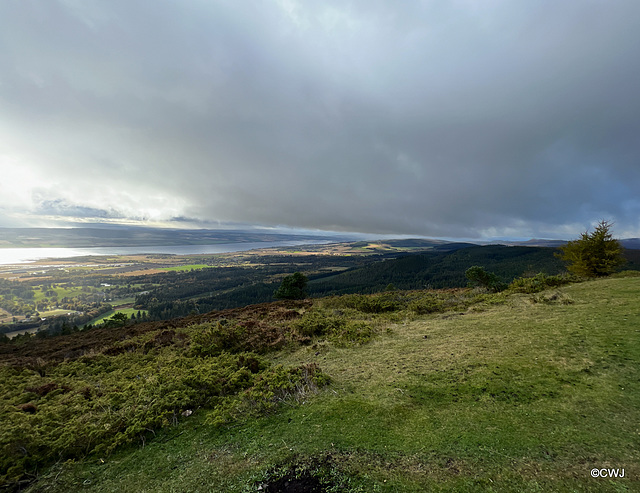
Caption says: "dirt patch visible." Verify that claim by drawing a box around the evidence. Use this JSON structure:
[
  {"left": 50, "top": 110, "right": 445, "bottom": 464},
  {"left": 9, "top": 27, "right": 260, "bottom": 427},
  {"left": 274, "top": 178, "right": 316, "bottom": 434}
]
[
  {"left": 256, "top": 454, "right": 352, "bottom": 493},
  {"left": 263, "top": 471, "right": 326, "bottom": 492},
  {"left": 17, "top": 402, "right": 38, "bottom": 414}
]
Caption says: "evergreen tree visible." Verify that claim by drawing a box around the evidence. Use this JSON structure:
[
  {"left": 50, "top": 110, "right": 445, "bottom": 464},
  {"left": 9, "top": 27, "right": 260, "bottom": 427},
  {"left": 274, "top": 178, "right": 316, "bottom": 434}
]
[
  {"left": 557, "top": 220, "right": 625, "bottom": 277},
  {"left": 274, "top": 272, "right": 308, "bottom": 300}
]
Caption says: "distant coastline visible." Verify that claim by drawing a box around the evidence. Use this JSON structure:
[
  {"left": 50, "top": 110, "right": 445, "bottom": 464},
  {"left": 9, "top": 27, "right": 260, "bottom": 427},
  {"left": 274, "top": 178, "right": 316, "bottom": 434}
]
[{"left": 0, "top": 240, "right": 333, "bottom": 265}]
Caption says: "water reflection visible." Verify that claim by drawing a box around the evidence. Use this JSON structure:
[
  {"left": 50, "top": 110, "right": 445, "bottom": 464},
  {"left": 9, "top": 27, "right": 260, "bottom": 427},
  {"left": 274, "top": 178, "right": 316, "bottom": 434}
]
[{"left": 0, "top": 240, "right": 331, "bottom": 265}]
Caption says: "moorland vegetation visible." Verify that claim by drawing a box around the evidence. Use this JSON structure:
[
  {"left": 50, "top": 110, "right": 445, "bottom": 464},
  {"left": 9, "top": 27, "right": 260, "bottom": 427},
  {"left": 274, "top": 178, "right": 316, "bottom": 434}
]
[
  {"left": 1, "top": 228, "right": 639, "bottom": 491},
  {"left": 2, "top": 271, "right": 638, "bottom": 491}
]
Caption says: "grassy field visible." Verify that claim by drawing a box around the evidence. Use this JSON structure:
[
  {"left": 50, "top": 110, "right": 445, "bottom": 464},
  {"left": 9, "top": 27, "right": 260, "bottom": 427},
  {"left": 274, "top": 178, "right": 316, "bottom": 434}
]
[
  {"left": 39, "top": 309, "right": 75, "bottom": 317},
  {"left": 88, "top": 308, "right": 147, "bottom": 326},
  {"left": 160, "top": 264, "right": 214, "bottom": 272},
  {"left": 33, "top": 286, "right": 84, "bottom": 302},
  {"left": 15, "top": 276, "right": 640, "bottom": 492},
  {"left": 0, "top": 308, "right": 12, "bottom": 323}
]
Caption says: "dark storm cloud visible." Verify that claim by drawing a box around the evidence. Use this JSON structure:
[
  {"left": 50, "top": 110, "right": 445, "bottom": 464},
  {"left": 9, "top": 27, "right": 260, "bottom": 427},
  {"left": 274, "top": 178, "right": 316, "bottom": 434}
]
[
  {"left": 35, "top": 199, "right": 118, "bottom": 219},
  {"left": 1, "top": 0, "right": 639, "bottom": 238}
]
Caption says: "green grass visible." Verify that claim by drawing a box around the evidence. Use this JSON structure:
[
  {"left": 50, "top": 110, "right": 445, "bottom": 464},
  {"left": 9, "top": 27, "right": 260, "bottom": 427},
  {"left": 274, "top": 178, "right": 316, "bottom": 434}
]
[
  {"left": 111, "top": 297, "right": 136, "bottom": 305},
  {"left": 88, "top": 308, "right": 147, "bottom": 326},
  {"left": 17, "top": 278, "right": 640, "bottom": 491},
  {"left": 33, "top": 286, "right": 84, "bottom": 302},
  {"left": 39, "top": 309, "right": 74, "bottom": 317}
]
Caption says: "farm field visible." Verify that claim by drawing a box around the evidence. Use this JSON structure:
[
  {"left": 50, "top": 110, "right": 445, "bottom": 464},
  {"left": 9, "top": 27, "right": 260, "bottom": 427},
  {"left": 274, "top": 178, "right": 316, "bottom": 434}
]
[
  {"left": 88, "top": 308, "right": 148, "bottom": 326},
  {"left": 1, "top": 239, "right": 637, "bottom": 337},
  {"left": 0, "top": 240, "right": 451, "bottom": 333}
]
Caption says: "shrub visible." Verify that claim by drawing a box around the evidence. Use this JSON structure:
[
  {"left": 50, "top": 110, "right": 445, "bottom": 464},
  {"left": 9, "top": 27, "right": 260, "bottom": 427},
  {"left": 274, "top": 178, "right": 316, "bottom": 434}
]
[
  {"left": 408, "top": 294, "right": 445, "bottom": 314},
  {"left": 611, "top": 270, "right": 640, "bottom": 278},
  {"left": 206, "top": 363, "right": 330, "bottom": 425},
  {"left": 508, "top": 273, "right": 571, "bottom": 294},
  {"left": 190, "top": 321, "right": 246, "bottom": 356},
  {"left": 0, "top": 350, "right": 327, "bottom": 487},
  {"left": 327, "top": 293, "right": 402, "bottom": 313},
  {"left": 291, "top": 310, "right": 376, "bottom": 346},
  {"left": 330, "top": 321, "right": 376, "bottom": 346},
  {"left": 465, "top": 266, "right": 507, "bottom": 292},
  {"left": 292, "top": 310, "right": 345, "bottom": 337}
]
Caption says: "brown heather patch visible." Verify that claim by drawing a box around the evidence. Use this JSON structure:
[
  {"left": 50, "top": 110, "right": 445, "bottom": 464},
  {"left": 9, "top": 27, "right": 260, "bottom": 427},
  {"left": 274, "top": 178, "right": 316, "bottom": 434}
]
[
  {"left": 24, "top": 382, "right": 59, "bottom": 397},
  {"left": 0, "top": 299, "right": 312, "bottom": 368}
]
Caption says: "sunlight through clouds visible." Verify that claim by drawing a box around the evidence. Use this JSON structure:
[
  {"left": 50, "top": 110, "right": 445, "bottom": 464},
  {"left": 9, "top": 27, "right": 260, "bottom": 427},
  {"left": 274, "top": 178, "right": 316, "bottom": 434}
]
[{"left": 1, "top": 1, "right": 639, "bottom": 238}]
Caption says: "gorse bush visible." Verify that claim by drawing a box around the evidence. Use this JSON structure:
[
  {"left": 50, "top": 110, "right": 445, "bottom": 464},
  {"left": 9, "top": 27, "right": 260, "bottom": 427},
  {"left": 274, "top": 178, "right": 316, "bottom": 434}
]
[
  {"left": 508, "top": 273, "right": 572, "bottom": 294},
  {"left": 321, "top": 288, "right": 502, "bottom": 317},
  {"left": 529, "top": 291, "right": 574, "bottom": 305},
  {"left": 292, "top": 310, "right": 345, "bottom": 337},
  {"left": 465, "top": 266, "right": 507, "bottom": 292},
  {"left": 407, "top": 293, "right": 446, "bottom": 314},
  {"left": 0, "top": 347, "right": 330, "bottom": 487},
  {"left": 324, "top": 292, "right": 403, "bottom": 313},
  {"left": 190, "top": 320, "right": 247, "bottom": 356},
  {"left": 0, "top": 350, "right": 263, "bottom": 484},
  {"left": 0, "top": 315, "right": 332, "bottom": 489},
  {"left": 207, "top": 363, "right": 330, "bottom": 426},
  {"left": 331, "top": 321, "right": 376, "bottom": 346},
  {"left": 611, "top": 270, "right": 640, "bottom": 278},
  {"left": 291, "top": 310, "right": 376, "bottom": 346}
]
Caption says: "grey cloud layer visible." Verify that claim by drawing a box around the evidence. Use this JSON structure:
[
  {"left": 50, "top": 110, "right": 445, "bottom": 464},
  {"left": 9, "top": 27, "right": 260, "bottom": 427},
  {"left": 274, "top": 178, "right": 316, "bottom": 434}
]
[{"left": 1, "top": 1, "right": 639, "bottom": 238}]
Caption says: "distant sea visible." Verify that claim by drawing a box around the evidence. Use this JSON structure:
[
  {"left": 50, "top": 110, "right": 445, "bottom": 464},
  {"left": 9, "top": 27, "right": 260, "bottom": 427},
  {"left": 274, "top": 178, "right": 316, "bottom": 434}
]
[{"left": 0, "top": 240, "right": 332, "bottom": 265}]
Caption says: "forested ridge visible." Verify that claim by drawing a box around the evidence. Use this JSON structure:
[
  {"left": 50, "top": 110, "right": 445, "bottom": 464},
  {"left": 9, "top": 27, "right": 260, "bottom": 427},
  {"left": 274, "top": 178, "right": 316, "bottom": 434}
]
[
  {"left": 134, "top": 245, "right": 569, "bottom": 318},
  {"left": 3, "top": 243, "right": 640, "bottom": 334}
]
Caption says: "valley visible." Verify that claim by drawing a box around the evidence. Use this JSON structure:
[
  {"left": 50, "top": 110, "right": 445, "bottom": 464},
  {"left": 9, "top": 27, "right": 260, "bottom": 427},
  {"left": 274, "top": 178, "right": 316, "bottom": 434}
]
[{"left": 0, "top": 240, "right": 571, "bottom": 338}]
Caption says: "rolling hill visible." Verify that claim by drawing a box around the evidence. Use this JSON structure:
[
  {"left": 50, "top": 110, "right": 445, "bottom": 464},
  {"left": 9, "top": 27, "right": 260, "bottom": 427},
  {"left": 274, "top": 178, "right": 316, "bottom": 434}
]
[{"left": 2, "top": 274, "right": 639, "bottom": 492}]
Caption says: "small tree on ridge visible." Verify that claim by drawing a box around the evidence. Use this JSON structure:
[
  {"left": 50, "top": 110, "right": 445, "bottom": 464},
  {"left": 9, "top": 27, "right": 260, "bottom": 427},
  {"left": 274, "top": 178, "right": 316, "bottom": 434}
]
[
  {"left": 274, "top": 272, "right": 308, "bottom": 300},
  {"left": 557, "top": 220, "right": 625, "bottom": 278}
]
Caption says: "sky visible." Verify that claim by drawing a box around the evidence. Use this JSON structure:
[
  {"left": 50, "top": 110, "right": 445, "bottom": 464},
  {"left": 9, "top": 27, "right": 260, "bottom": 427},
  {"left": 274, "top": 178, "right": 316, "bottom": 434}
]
[{"left": 1, "top": 1, "right": 639, "bottom": 240}]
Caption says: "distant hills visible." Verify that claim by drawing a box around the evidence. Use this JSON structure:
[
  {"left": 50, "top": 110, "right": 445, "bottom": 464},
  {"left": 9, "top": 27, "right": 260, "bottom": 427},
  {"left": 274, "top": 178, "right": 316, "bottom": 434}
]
[
  {"left": 499, "top": 239, "right": 568, "bottom": 248},
  {"left": 308, "top": 244, "right": 568, "bottom": 296},
  {"left": 500, "top": 238, "right": 640, "bottom": 249},
  {"left": 0, "top": 227, "right": 342, "bottom": 248},
  {"left": 0, "top": 227, "right": 638, "bottom": 250},
  {"left": 620, "top": 238, "right": 640, "bottom": 250}
]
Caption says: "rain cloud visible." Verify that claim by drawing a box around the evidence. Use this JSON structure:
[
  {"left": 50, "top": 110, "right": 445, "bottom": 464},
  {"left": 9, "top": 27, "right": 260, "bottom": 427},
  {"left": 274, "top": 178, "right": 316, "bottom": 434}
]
[{"left": 1, "top": 1, "right": 639, "bottom": 239}]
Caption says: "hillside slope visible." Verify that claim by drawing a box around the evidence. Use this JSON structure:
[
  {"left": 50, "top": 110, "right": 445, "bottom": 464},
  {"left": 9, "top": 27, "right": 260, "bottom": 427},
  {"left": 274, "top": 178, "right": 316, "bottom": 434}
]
[
  {"left": 6, "top": 275, "right": 640, "bottom": 492},
  {"left": 309, "top": 245, "right": 567, "bottom": 295}
]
